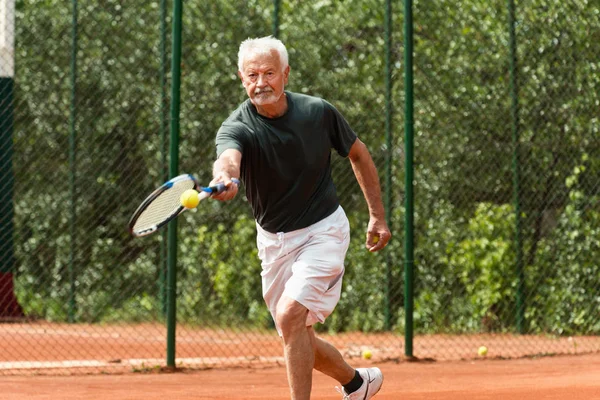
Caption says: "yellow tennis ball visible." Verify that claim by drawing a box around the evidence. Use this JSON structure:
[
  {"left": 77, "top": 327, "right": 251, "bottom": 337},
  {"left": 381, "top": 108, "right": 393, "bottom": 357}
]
[
  {"left": 478, "top": 346, "right": 488, "bottom": 357},
  {"left": 180, "top": 189, "right": 199, "bottom": 208},
  {"left": 373, "top": 236, "right": 379, "bottom": 243},
  {"left": 362, "top": 349, "right": 372, "bottom": 360}
]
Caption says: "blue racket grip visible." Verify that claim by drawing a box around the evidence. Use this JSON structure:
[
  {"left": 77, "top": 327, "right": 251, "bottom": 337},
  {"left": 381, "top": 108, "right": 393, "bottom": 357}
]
[{"left": 202, "top": 178, "right": 240, "bottom": 194}]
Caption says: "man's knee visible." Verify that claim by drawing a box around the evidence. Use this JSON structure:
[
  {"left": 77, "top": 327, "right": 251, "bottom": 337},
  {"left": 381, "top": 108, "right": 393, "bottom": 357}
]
[{"left": 276, "top": 296, "right": 309, "bottom": 338}]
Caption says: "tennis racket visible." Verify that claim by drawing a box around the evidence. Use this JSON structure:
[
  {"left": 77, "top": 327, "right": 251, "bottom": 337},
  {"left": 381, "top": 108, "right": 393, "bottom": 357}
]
[{"left": 128, "top": 174, "right": 240, "bottom": 237}]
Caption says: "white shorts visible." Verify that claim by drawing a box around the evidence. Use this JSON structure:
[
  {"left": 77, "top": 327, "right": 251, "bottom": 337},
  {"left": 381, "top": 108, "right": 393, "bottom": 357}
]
[{"left": 256, "top": 206, "right": 351, "bottom": 335}]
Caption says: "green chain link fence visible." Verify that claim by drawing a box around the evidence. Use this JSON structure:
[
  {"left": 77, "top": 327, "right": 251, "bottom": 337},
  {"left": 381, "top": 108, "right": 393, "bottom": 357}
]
[{"left": 0, "top": 0, "right": 598, "bottom": 375}]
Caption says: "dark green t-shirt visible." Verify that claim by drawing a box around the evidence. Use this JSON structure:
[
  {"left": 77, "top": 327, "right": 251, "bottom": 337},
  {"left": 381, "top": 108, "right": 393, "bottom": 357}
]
[{"left": 215, "top": 91, "right": 357, "bottom": 233}]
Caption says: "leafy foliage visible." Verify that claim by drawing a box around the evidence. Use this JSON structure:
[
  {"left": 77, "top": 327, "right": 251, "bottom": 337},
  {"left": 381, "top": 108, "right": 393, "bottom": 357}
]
[{"left": 8, "top": 0, "right": 600, "bottom": 337}]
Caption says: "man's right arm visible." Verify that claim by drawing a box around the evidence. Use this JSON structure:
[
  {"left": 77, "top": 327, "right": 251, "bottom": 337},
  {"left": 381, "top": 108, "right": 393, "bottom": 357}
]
[{"left": 211, "top": 148, "right": 242, "bottom": 201}]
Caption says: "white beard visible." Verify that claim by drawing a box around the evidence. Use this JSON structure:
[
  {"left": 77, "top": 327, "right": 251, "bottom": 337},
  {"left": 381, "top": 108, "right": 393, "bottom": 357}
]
[{"left": 252, "top": 89, "right": 281, "bottom": 106}]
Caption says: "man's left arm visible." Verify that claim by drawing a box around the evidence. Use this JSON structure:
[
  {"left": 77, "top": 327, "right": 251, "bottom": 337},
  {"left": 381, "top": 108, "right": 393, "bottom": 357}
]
[{"left": 347, "top": 138, "right": 392, "bottom": 252}]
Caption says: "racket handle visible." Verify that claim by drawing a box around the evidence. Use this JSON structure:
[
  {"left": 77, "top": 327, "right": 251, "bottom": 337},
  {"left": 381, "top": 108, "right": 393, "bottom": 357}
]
[
  {"left": 212, "top": 178, "right": 240, "bottom": 193},
  {"left": 212, "top": 183, "right": 227, "bottom": 193},
  {"left": 198, "top": 191, "right": 211, "bottom": 201},
  {"left": 201, "top": 178, "right": 241, "bottom": 195}
]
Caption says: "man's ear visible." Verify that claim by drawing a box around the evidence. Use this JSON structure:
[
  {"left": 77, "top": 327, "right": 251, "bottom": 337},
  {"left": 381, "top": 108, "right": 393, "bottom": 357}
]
[
  {"left": 283, "top": 65, "right": 290, "bottom": 85},
  {"left": 238, "top": 70, "right": 245, "bottom": 87}
]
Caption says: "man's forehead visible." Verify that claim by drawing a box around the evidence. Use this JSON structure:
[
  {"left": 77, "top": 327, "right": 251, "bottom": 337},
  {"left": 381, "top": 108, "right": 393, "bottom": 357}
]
[{"left": 242, "top": 50, "right": 280, "bottom": 70}]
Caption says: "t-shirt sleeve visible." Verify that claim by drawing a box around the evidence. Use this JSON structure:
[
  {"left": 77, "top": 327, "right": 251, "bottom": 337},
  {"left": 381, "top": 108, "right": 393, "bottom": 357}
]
[
  {"left": 215, "top": 121, "right": 247, "bottom": 158},
  {"left": 322, "top": 100, "right": 358, "bottom": 157}
]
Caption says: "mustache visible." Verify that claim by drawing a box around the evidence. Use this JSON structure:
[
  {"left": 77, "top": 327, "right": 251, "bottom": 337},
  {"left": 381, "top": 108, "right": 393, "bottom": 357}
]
[{"left": 254, "top": 88, "right": 273, "bottom": 94}]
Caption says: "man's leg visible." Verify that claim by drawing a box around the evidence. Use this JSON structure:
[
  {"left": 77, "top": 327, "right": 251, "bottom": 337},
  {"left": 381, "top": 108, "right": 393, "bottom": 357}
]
[
  {"left": 310, "top": 327, "right": 355, "bottom": 384},
  {"left": 311, "top": 327, "right": 384, "bottom": 399},
  {"left": 276, "top": 296, "right": 314, "bottom": 400},
  {"left": 276, "top": 297, "right": 358, "bottom": 397}
]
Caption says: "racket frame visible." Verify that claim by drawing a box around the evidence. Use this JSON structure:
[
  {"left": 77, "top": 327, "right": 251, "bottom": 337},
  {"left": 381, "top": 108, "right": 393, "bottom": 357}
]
[{"left": 128, "top": 174, "right": 239, "bottom": 237}]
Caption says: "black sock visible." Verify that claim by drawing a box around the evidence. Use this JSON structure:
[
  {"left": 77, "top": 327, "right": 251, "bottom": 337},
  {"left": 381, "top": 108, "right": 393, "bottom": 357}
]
[{"left": 342, "top": 370, "right": 364, "bottom": 394}]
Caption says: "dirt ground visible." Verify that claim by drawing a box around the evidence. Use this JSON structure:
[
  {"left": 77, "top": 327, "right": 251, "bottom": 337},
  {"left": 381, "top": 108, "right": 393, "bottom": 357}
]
[
  {"left": 2, "top": 322, "right": 599, "bottom": 369},
  {"left": 3, "top": 353, "right": 600, "bottom": 400}
]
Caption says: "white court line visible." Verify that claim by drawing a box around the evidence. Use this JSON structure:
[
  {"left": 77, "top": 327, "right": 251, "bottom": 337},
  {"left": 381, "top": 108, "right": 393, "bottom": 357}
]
[{"left": 0, "top": 356, "right": 285, "bottom": 370}]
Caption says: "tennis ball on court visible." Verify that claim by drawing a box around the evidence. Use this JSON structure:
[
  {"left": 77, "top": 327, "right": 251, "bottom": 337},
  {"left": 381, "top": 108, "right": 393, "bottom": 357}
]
[
  {"left": 362, "top": 349, "right": 373, "bottom": 360},
  {"left": 180, "top": 189, "right": 200, "bottom": 208},
  {"left": 478, "top": 346, "right": 488, "bottom": 357}
]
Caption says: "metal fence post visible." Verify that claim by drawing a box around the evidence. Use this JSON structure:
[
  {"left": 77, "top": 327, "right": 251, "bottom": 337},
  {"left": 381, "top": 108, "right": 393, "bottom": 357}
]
[
  {"left": 68, "top": 0, "right": 78, "bottom": 324},
  {"left": 272, "top": 0, "right": 281, "bottom": 38},
  {"left": 383, "top": 0, "right": 394, "bottom": 331},
  {"left": 159, "top": 0, "right": 168, "bottom": 318},
  {"left": 403, "top": 0, "right": 415, "bottom": 357},
  {"left": 507, "top": 0, "right": 525, "bottom": 334},
  {"left": 166, "top": 0, "right": 183, "bottom": 368}
]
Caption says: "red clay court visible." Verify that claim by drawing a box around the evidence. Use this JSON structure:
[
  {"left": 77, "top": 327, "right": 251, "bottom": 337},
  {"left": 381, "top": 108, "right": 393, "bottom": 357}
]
[
  {"left": 1, "top": 322, "right": 599, "bottom": 399},
  {"left": 3, "top": 353, "right": 600, "bottom": 399}
]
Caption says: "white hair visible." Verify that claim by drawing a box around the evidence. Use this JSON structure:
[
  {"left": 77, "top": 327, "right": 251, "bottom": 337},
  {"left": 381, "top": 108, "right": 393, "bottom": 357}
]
[{"left": 237, "top": 36, "right": 289, "bottom": 72}]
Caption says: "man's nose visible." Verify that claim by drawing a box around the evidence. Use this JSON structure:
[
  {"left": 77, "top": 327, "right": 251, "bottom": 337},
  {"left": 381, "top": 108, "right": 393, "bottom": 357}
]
[{"left": 256, "top": 74, "right": 267, "bottom": 87}]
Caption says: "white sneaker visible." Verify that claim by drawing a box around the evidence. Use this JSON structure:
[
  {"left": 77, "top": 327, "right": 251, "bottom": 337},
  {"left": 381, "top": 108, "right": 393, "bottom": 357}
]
[{"left": 336, "top": 367, "right": 384, "bottom": 400}]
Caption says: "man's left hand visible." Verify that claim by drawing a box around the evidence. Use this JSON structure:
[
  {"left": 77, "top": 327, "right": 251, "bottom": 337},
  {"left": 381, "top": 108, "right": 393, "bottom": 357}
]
[{"left": 366, "top": 220, "right": 391, "bottom": 252}]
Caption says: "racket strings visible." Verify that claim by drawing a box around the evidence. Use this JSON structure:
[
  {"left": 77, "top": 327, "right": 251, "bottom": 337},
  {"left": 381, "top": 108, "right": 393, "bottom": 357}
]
[{"left": 132, "top": 179, "right": 196, "bottom": 233}]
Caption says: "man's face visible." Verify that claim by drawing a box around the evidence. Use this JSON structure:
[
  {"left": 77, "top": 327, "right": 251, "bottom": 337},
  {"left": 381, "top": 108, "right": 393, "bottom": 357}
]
[{"left": 238, "top": 50, "right": 289, "bottom": 107}]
